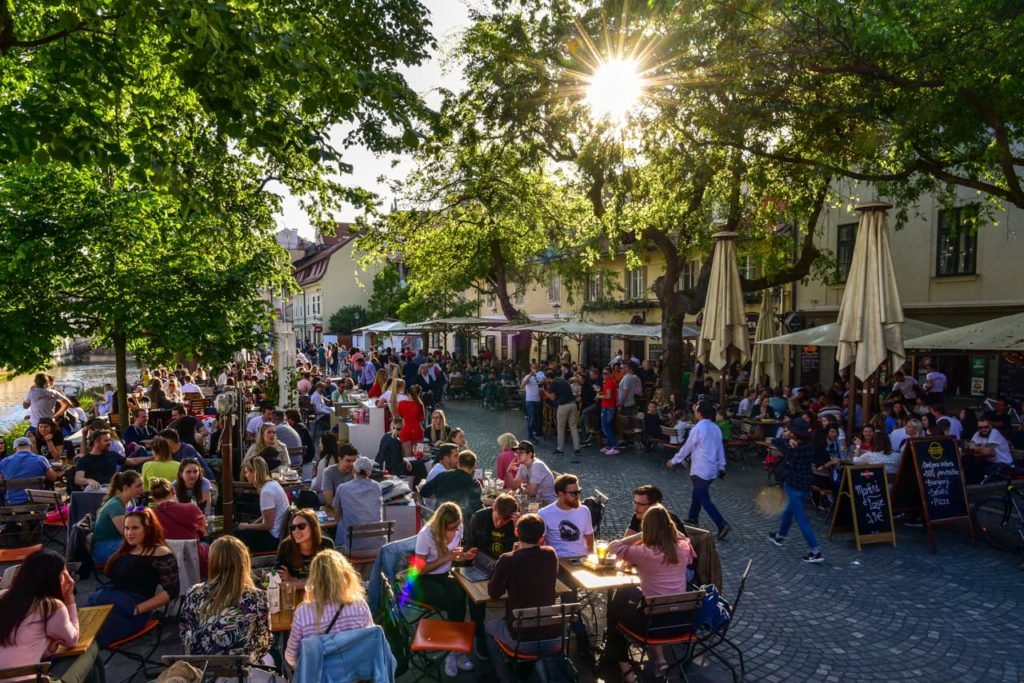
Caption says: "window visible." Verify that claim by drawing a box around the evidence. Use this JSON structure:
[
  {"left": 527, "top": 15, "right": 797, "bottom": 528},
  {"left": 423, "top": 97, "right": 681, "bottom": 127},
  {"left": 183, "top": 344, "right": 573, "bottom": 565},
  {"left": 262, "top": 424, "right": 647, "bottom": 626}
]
[
  {"left": 547, "top": 274, "right": 561, "bottom": 304},
  {"left": 739, "top": 256, "right": 758, "bottom": 281},
  {"left": 626, "top": 266, "right": 647, "bottom": 299},
  {"left": 676, "top": 260, "right": 700, "bottom": 292},
  {"left": 585, "top": 273, "right": 603, "bottom": 303},
  {"left": 484, "top": 291, "right": 496, "bottom": 309},
  {"left": 514, "top": 285, "right": 526, "bottom": 306},
  {"left": 936, "top": 206, "right": 978, "bottom": 276},
  {"left": 312, "top": 292, "right": 321, "bottom": 317},
  {"left": 835, "top": 222, "right": 857, "bottom": 283}
]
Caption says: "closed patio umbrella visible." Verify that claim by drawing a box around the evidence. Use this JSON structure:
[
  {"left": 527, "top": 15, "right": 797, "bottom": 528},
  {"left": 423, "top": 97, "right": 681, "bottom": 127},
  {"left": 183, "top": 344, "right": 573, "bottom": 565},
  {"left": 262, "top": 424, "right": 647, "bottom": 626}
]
[
  {"left": 696, "top": 231, "right": 750, "bottom": 405},
  {"left": 835, "top": 201, "right": 904, "bottom": 434},
  {"left": 749, "top": 294, "right": 784, "bottom": 390}
]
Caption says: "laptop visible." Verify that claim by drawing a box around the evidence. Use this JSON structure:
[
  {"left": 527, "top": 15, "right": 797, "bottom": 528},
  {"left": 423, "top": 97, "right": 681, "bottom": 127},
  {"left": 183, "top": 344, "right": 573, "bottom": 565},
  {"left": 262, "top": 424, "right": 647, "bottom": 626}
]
[{"left": 458, "top": 552, "right": 497, "bottom": 582}]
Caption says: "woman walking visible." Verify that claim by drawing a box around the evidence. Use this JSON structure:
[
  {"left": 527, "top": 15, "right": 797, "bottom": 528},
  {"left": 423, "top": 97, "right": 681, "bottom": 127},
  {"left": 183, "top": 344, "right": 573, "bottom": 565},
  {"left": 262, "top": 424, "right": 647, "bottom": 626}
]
[{"left": 768, "top": 418, "right": 825, "bottom": 563}]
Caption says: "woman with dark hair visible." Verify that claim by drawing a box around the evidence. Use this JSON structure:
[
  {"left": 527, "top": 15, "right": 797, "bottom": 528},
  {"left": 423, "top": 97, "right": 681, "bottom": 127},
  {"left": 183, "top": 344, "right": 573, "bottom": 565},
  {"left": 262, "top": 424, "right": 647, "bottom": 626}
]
[
  {"left": 606, "top": 505, "right": 696, "bottom": 681},
  {"left": 0, "top": 549, "right": 103, "bottom": 682},
  {"left": 275, "top": 508, "right": 334, "bottom": 587},
  {"left": 151, "top": 477, "right": 209, "bottom": 576},
  {"left": 767, "top": 418, "right": 824, "bottom": 563},
  {"left": 92, "top": 470, "right": 144, "bottom": 565},
  {"left": 32, "top": 417, "right": 64, "bottom": 461},
  {"left": 148, "top": 378, "right": 173, "bottom": 410},
  {"left": 175, "top": 458, "right": 213, "bottom": 515},
  {"left": 87, "top": 508, "right": 180, "bottom": 647},
  {"left": 311, "top": 432, "right": 339, "bottom": 496}
]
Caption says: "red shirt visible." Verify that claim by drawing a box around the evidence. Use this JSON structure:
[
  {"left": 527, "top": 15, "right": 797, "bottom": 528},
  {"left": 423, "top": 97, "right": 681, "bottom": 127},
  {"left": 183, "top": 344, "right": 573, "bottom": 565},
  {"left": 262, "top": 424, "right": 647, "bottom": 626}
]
[
  {"left": 600, "top": 378, "right": 617, "bottom": 409},
  {"left": 367, "top": 383, "right": 383, "bottom": 399},
  {"left": 155, "top": 501, "right": 204, "bottom": 540},
  {"left": 397, "top": 399, "right": 425, "bottom": 443}
]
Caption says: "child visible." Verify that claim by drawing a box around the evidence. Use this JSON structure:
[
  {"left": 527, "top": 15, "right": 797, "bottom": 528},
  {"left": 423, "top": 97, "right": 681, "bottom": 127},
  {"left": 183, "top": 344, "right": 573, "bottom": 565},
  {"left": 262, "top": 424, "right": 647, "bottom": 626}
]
[
  {"left": 716, "top": 409, "right": 733, "bottom": 441},
  {"left": 672, "top": 409, "right": 691, "bottom": 445}
]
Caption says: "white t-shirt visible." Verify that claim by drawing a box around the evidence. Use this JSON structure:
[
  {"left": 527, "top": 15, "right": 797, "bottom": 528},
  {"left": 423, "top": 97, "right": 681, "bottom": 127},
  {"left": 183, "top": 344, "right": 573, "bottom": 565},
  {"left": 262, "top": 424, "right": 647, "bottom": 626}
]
[
  {"left": 538, "top": 503, "right": 593, "bottom": 558},
  {"left": 521, "top": 458, "right": 556, "bottom": 504},
  {"left": 971, "top": 428, "right": 1013, "bottom": 465},
  {"left": 260, "top": 480, "right": 290, "bottom": 539},
  {"left": 891, "top": 376, "right": 919, "bottom": 400},
  {"left": 937, "top": 415, "right": 963, "bottom": 439},
  {"left": 180, "top": 383, "right": 201, "bottom": 394},
  {"left": 414, "top": 523, "right": 462, "bottom": 575},
  {"left": 25, "top": 387, "right": 69, "bottom": 427},
  {"left": 926, "top": 371, "right": 947, "bottom": 393},
  {"left": 426, "top": 462, "right": 448, "bottom": 482},
  {"left": 737, "top": 397, "right": 753, "bottom": 417},
  {"left": 521, "top": 372, "right": 545, "bottom": 402}
]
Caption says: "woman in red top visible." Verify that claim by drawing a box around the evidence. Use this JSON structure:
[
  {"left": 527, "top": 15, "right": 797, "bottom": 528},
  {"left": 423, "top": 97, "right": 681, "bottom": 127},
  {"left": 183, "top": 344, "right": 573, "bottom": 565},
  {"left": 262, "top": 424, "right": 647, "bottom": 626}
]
[
  {"left": 150, "top": 477, "right": 209, "bottom": 576},
  {"left": 394, "top": 385, "right": 425, "bottom": 458},
  {"left": 367, "top": 369, "right": 388, "bottom": 399}
]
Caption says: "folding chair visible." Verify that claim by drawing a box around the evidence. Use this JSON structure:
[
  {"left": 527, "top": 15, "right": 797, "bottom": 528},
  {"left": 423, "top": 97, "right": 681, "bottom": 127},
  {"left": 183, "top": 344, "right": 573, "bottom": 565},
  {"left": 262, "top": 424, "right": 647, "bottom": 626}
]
[
  {"left": 494, "top": 603, "right": 582, "bottom": 682},
  {"left": 0, "top": 662, "right": 51, "bottom": 682},
  {"left": 692, "top": 559, "right": 752, "bottom": 683},
  {"left": 27, "top": 489, "right": 69, "bottom": 549},
  {"left": 345, "top": 520, "right": 395, "bottom": 578},
  {"left": 104, "top": 611, "right": 166, "bottom": 683},
  {"left": 617, "top": 589, "right": 706, "bottom": 682},
  {"left": 0, "top": 476, "right": 47, "bottom": 506},
  {"left": 379, "top": 572, "right": 460, "bottom": 683},
  {"left": 0, "top": 503, "right": 48, "bottom": 554}
]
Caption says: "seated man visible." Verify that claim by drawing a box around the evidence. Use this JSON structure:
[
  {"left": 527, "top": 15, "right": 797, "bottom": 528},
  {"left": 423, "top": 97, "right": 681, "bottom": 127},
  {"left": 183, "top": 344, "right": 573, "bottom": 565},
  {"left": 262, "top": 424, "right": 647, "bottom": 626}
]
[
  {"left": 485, "top": 514, "right": 562, "bottom": 682},
  {"left": 159, "top": 429, "right": 215, "bottom": 480},
  {"left": 537, "top": 474, "right": 593, "bottom": 559},
  {"left": 0, "top": 437, "right": 59, "bottom": 504},
  {"left": 964, "top": 418, "right": 1014, "bottom": 484},
  {"left": 419, "top": 450, "right": 483, "bottom": 527},
  {"left": 626, "top": 484, "right": 687, "bottom": 535},
  {"left": 333, "top": 456, "right": 384, "bottom": 551},
  {"left": 465, "top": 493, "right": 521, "bottom": 657},
  {"left": 73, "top": 429, "right": 125, "bottom": 490}
]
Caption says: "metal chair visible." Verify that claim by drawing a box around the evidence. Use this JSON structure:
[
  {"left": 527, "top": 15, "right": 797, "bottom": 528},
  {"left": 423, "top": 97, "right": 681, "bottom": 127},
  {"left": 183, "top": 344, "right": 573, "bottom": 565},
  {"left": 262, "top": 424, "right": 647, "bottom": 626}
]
[
  {"left": 344, "top": 520, "right": 396, "bottom": 578},
  {"left": 617, "top": 589, "right": 706, "bottom": 682},
  {"left": 0, "top": 662, "right": 51, "bottom": 682},
  {"left": 691, "top": 559, "right": 752, "bottom": 683},
  {"left": 494, "top": 603, "right": 582, "bottom": 681},
  {"left": 26, "top": 489, "right": 69, "bottom": 549}
]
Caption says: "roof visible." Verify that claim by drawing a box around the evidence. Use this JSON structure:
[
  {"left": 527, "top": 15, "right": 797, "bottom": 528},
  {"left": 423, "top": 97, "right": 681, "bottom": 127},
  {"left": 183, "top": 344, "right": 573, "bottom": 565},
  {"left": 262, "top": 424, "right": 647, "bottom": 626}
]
[{"left": 291, "top": 223, "right": 359, "bottom": 287}]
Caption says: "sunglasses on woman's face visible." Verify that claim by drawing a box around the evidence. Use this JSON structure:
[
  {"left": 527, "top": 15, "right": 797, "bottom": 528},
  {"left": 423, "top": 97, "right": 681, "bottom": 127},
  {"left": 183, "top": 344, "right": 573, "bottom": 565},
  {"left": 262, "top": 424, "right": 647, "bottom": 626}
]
[{"left": 290, "top": 522, "right": 308, "bottom": 532}]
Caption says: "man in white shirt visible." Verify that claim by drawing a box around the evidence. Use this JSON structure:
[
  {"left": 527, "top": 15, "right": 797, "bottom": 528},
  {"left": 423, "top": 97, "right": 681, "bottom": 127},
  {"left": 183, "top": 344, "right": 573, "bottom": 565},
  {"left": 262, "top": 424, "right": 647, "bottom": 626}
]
[
  {"left": 888, "top": 418, "right": 921, "bottom": 456},
  {"left": 538, "top": 473, "right": 593, "bottom": 558},
  {"left": 246, "top": 402, "right": 275, "bottom": 438},
  {"left": 737, "top": 389, "right": 756, "bottom": 417},
  {"left": 520, "top": 362, "right": 545, "bottom": 441},
  {"left": 931, "top": 404, "right": 962, "bottom": 439},
  {"left": 924, "top": 364, "right": 947, "bottom": 403},
  {"left": 179, "top": 375, "right": 202, "bottom": 394},
  {"left": 889, "top": 371, "right": 919, "bottom": 402},
  {"left": 426, "top": 443, "right": 459, "bottom": 483},
  {"left": 966, "top": 418, "right": 1014, "bottom": 483},
  {"left": 667, "top": 400, "right": 731, "bottom": 539}
]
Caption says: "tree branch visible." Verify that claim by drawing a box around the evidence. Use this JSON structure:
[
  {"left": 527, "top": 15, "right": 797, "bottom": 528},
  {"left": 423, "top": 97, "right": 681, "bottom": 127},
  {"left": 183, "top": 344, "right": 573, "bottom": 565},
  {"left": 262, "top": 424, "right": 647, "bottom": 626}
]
[{"left": 740, "top": 183, "right": 828, "bottom": 292}]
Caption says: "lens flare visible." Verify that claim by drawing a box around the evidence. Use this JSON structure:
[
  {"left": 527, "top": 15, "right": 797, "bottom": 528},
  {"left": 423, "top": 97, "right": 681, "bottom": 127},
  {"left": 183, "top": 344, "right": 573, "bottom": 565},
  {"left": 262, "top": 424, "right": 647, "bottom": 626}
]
[{"left": 585, "top": 58, "right": 643, "bottom": 123}]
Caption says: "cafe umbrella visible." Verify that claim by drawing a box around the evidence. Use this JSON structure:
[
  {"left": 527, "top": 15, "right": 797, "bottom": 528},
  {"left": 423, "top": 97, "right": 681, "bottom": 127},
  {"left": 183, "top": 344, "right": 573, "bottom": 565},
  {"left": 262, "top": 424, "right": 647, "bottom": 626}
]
[
  {"left": 749, "top": 293, "right": 784, "bottom": 390},
  {"left": 835, "top": 201, "right": 905, "bottom": 437},
  {"left": 696, "top": 231, "right": 750, "bottom": 407}
]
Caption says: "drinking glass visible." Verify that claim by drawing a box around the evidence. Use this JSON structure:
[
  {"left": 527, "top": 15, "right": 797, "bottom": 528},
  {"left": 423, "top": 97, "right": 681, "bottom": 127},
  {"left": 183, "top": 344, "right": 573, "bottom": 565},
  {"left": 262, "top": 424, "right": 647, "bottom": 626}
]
[{"left": 595, "top": 540, "right": 609, "bottom": 562}]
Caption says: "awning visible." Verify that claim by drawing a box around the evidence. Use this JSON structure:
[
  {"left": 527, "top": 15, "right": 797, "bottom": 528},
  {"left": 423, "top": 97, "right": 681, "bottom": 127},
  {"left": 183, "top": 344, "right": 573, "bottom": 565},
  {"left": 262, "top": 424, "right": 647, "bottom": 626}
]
[
  {"left": 904, "top": 311, "right": 1024, "bottom": 351},
  {"left": 755, "top": 318, "right": 947, "bottom": 347}
]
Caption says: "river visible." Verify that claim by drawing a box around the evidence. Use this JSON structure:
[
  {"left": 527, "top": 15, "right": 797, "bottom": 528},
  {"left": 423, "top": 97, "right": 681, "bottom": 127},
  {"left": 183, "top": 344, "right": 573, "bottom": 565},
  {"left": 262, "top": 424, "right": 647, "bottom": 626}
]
[{"left": 0, "top": 361, "right": 133, "bottom": 431}]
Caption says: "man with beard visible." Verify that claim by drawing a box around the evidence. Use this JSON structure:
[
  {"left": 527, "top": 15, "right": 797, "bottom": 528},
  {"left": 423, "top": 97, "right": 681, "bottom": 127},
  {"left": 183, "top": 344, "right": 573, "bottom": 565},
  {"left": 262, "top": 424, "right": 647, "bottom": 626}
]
[{"left": 537, "top": 473, "right": 593, "bottom": 559}]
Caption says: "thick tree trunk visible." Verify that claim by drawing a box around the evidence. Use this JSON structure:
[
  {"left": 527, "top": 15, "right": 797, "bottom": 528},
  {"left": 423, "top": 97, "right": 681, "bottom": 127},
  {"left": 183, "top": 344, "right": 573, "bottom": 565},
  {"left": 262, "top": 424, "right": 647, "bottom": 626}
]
[
  {"left": 660, "top": 306, "right": 686, "bottom": 399},
  {"left": 112, "top": 322, "right": 129, "bottom": 430}
]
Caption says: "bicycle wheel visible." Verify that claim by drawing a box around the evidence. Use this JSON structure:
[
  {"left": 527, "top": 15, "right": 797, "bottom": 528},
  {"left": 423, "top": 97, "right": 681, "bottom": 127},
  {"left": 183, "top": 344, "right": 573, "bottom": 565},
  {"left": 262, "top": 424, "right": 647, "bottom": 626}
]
[{"left": 972, "top": 496, "right": 1024, "bottom": 552}]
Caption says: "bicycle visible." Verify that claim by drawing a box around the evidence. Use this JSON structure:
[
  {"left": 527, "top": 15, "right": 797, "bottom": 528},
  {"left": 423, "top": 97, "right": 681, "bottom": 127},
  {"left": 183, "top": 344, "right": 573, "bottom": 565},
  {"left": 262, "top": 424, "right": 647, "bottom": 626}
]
[{"left": 972, "top": 469, "right": 1024, "bottom": 554}]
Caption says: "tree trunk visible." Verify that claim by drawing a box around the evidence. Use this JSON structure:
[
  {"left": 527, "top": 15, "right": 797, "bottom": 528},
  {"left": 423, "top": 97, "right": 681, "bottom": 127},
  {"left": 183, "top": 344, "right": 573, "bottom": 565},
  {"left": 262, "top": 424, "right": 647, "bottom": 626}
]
[
  {"left": 660, "top": 306, "right": 686, "bottom": 400},
  {"left": 112, "top": 322, "right": 130, "bottom": 431}
]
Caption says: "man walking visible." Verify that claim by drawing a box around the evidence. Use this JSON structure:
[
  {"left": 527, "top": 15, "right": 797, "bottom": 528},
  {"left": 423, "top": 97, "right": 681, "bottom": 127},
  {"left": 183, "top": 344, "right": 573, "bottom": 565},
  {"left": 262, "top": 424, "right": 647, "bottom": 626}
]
[
  {"left": 667, "top": 400, "right": 731, "bottom": 539},
  {"left": 520, "top": 362, "right": 545, "bottom": 441},
  {"left": 545, "top": 373, "right": 580, "bottom": 456}
]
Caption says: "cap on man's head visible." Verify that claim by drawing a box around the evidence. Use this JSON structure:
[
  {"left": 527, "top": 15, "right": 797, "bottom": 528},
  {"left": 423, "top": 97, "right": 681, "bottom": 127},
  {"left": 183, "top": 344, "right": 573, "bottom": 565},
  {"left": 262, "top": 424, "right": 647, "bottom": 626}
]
[
  {"left": 354, "top": 456, "right": 374, "bottom": 474},
  {"left": 13, "top": 436, "right": 32, "bottom": 449},
  {"left": 788, "top": 418, "right": 811, "bottom": 439},
  {"left": 515, "top": 440, "right": 535, "bottom": 453}
]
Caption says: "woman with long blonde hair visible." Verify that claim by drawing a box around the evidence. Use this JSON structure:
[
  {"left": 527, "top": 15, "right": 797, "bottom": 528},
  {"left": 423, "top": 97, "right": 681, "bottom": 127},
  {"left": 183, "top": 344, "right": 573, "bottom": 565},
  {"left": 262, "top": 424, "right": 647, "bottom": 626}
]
[
  {"left": 607, "top": 504, "right": 695, "bottom": 680},
  {"left": 244, "top": 423, "right": 288, "bottom": 469},
  {"left": 284, "top": 551, "right": 373, "bottom": 668},
  {"left": 395, "top": 384, "right": 425, "bottom": 457},
  {"left": 427, "top": 409, "right": 451, "bottom": 447},
  {"left": 180, "top": 536, "right": 271, "bottom": 667},
  {"left": 235, "top": 455, "right": 290, "bottom": 552},
  {"left": 367, "top": 368, "right": 388, "bottom": 399}
]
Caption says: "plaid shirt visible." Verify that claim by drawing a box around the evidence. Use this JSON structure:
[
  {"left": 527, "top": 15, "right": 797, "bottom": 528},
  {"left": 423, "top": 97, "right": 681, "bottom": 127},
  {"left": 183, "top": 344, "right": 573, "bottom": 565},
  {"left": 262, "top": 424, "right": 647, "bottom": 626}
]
[{"left": 773, "top": 439, "right": 815, "bottom": 492}]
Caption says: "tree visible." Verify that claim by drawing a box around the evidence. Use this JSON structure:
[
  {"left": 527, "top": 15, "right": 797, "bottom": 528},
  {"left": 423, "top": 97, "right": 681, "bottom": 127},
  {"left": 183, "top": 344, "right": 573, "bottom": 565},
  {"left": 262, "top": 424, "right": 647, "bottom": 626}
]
[
  {"left": 328, "top": 305, "right": 369, "bottom": 335},
  {"left": 674, "top": 0, "right": 1024, "bottom": 215},
  {"left": 367, "top": 265, "right": 407, "bottom": 321},
  {"left": 411, "top": 0, "right": 830, "bottom": 396}
]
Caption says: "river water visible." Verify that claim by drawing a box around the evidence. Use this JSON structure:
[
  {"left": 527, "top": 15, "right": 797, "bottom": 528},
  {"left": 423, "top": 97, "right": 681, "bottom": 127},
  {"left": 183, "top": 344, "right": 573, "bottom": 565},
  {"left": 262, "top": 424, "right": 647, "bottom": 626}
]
[{"left": 0, "top": 362, "right": 130, "bottom": 431}]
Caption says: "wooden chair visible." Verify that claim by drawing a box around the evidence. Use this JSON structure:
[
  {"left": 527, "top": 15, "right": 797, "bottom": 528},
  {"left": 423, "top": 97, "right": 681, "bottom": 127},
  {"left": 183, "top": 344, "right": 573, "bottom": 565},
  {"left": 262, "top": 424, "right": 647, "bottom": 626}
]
[
  {"left": 494, "top": 603, "right": 581, "bottom": 679},
  {"left": 0, "top": 476, "right": 48, "bottom": 506},
  {"left": 287, "top": 446, "right": 305, "bottom": 468},
  {"left": 0, "top": 503, "right": 48, "bottom": 553},
  {"left": 616, "top": 414, "right": 645, "bottom": 449},
  {"left": 446, "top": 375, "right": 467, "bottom": 399},
  {"left": 26, "top": 489, "right": 69, "bottom": 549},
  {"left": 0, "top": 662, "right": 51, "bottom": 682},
  {"left": 188, "top": 397, "right": 211, "bottom": 415},
  {"left": 617, "top": 589, "right": 706, "bottom": 681},
  {"left": 345, "top": 520, "right": 396, "bottom": 578}
]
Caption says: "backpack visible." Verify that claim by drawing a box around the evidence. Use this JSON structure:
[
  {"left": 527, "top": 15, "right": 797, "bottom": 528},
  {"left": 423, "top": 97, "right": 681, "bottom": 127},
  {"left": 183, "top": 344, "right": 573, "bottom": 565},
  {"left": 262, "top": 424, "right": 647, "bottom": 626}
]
[{"left": 696, "top": 583, "right": 733, "bottom": 632}]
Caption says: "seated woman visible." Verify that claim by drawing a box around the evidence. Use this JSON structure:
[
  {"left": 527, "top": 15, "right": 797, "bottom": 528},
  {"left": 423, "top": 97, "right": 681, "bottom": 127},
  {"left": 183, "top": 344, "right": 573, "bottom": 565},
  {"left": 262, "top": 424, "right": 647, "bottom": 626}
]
[
  {"left": 284, "top": 550, "right": 373, "bottom": 669},
  {"left": 31, "top": 417, "right": 65, "bottom": 462},
  {"left": 426, "top": 409, "right": 452, "bottom": 448},
  {"left": 607, "top": 505, "right": 697, "bottom": 682},
  {"left": 180, "top": 537, "right": 274, "bottom": 677},
  {"left": 174, "top": 457, "right": 213, "bottom": 516},
  {"left": 87, "top": 508, "right": 180, "bottom": 648},
  {"left": 92, "top": 471, "right": 144, "bottom": 565},
  {"left": 375, "top": 416, "right": 408, "bottom": 477},
  {"left": 0, "top": 549, "right": 103, "bottom": 683},
  {"left": 141, "top": 436, "right": 179, "bottom": 490},
  {"left": 853, "top": 431, "right": 901, "bottom": 476},
  {"left": 245, "top": 424, "right": 288, "bottom": 471},
  {"left": 235, "top": 455, "right": 290, "bottom": 553},
  {"left": 150, "top": 477, "right": 209, "bottom": 577},
  {"left": 311, "top": 432, "right": 339, "bottom": 498},
  {"left": 276, "top": 508, "right": 335, "bottom": 588},
  {"left": 411, "top": 502, "right": 476, "bottom": 676},
  {"left": 494, "top": 432, "right": 518, "bottom": 489}
]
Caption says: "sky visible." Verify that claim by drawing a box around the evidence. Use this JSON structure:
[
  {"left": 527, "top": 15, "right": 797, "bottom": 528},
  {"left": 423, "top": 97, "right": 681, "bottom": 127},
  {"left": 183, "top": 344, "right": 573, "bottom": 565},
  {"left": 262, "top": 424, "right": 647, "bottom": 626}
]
[{"left": 275, "top": 0, "right": 473, "bottom": 239}]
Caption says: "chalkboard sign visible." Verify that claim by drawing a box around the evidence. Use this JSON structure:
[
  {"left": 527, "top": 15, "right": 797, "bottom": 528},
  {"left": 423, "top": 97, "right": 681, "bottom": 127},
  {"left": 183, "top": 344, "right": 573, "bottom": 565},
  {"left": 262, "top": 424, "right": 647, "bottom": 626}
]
[
  {"left": 828, "top": 465, "right": 896, "bottom": 550},
  {"left": 997, "top": 353, "right": 1024, "bottom": 406},
  {"left": 891, "top": 436, "right": 973, "bottom": 552},
  {"left": 800, "top": 346, "right": 820, "bottom": 384}
]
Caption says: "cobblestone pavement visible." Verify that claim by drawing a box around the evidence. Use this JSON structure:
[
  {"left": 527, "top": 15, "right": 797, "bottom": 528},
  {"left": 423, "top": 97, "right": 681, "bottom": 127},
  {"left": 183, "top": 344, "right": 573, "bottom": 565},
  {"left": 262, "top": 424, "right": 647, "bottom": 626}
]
[{"left": 436, "top": 399, "right": 1024, "bottom": 682}]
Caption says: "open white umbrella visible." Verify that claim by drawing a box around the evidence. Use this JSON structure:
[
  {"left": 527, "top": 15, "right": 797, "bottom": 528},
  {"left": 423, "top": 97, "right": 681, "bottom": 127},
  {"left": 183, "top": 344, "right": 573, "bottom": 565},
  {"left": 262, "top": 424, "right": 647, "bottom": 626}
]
[
  {"left": 749, "top": 294, "right": 784, "bottom": 389},
  {"left": 754, "top": 318, "right": 946, "bottom": 347},
  {"left": 836, "top": 202, "right": 905, "bottom": 380},
  {"left": 905, "top": 311, "right": 1024, "bottom": 351},
  {"left": 697, "top": 231, "right": 750, "bottom": 403}
]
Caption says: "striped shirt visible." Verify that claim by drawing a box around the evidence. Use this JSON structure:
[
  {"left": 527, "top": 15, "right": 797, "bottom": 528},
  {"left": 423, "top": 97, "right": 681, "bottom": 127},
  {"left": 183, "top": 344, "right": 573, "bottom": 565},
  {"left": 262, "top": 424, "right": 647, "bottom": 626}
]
[{"left": 284, "top": 599, "right": 373, "bottom": 668}]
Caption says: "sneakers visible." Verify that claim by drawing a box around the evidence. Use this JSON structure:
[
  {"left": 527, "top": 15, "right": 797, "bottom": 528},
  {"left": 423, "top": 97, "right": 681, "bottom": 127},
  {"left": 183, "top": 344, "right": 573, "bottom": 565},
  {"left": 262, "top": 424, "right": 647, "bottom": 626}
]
[
  {"left": 573, "top": 449, "right": 582, "bottom": 456},
  {"left": 553, "top": 449, "right": 565, "bottom": 455},
  {"left": 767, "top": 532, "right": 785, "bottom": 547},
  {"left": 456, "top": 653, "right": 475, "bottom": 671},
  {"left": 802, "top": 551, "right": 825, "bottom": 564},
  {"left": 717, "top": 523, "right": 732, "bottom": 540},
  {"left": 444, "top": 653, "right": 459, "bottom": 677},
  {"left": 605, "top": 448, "right": 621, "bottom": 455},
  {"left": 683, "top": 519, "right": 699, "bottom": 526}
]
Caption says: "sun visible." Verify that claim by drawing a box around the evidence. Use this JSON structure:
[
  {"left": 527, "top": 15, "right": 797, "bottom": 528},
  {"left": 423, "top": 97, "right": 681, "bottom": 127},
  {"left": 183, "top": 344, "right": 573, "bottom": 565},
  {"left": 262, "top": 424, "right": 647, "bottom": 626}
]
[{"left": 584, "top": 57, "right": 644, "bottom": 123}]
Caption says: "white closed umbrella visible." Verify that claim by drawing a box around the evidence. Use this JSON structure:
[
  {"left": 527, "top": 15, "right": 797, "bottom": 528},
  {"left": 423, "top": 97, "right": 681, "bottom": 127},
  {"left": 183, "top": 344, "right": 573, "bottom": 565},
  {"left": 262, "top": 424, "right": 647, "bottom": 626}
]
[
  {"left": 749, "top": 294, "right": 784, "bottom": 390},
  {"left": 835, "top": 201, "right": 904, "bottom": 434},
  {"left": 697, "top": 231, "right": 750, "bottom": 404}
]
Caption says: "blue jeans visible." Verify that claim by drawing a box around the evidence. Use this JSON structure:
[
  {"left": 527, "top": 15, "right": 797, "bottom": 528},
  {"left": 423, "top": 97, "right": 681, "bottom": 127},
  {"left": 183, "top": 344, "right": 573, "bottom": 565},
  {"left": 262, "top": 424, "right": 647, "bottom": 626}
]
[
  {"left": 778, "top": 484, "right": 819, "bottom": 550},
  {"left": 688, "top": 475, "right": 726, "bottom": 530},
  {"left": 601, "top": 408, "right": 618, "bottom": 447},
  {"left": 525, "top": 401, "right": 541, "bottom": 438}
]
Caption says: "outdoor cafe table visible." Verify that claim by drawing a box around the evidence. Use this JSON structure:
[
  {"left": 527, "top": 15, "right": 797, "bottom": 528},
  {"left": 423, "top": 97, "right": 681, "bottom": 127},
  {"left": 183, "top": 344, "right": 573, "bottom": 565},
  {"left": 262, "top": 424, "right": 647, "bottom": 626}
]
[
  {"left": 53, "top": 604, "right": 113, "bottom": 658},
  {"left": 732, "top": 416, "right": 786, "bottom": 440},
  {"left": 453, "top": 568, "right": 573, "bottom": 605},
  {"left": 557, "top": 558, "right": 640, "bottom": 664}
]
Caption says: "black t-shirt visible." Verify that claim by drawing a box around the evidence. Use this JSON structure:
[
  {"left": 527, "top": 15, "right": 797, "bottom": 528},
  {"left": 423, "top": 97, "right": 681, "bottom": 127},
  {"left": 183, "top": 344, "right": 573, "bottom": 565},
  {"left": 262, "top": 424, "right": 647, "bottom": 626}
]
[
  {"left": 466, "top": 507, "right": 517, "bottom": 559},
  {"left": 32, "top": 430, "right": 64, "bottom": 454},
  {"left": 488, "top": 545, "right": 561, "bottom": 640},
  {"left": 580, "top": 379, "right": 598, "bottom": 408},
  {"left": 628, "top": 510, "right": 688, "bottom": 536},
  {"left": 123, "top": 425, "right": 157, "bottom": 446},
  {"left": 276, "top": 537, "right": 335, "bottom": 579},
  {"left": 78, "top": 450, "right": 125, "bottom": 486},
  {"left": 550, "top": 378, "right": 575, "bottom": 406}
]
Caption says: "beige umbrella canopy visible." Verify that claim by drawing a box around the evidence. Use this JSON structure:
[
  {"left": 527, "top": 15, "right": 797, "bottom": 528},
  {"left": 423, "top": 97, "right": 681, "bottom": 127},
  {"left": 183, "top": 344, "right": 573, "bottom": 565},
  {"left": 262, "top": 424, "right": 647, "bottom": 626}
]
[
  {"left": 749, "top": 294, "right": 784, "bottom": 389},
  {"left": 836, "top": 202, "right": 905, "bottom": 381},
  {"left": 905, "top": 311, "right": 1024, "bottom": 351},
  {"left": 754, "top": 318, "right": 946, "bottom": 347},
  {"left": 697, "top": 231, "right": 750, "bottom": 399}
]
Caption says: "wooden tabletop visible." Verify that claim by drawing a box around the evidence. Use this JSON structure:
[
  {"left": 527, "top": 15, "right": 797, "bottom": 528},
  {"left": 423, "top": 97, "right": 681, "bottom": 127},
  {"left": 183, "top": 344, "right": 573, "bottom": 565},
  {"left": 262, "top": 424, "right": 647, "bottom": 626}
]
[
  {"left": 270, "top": 588, "right": 305, "bottom": 632},
  {"left": 558, "top": 558, "right": 640, "bottom": 593},
  {"left": 55, "top": 604, "right": 113, "bottom": 658},
  {"left": 453, "top": 568, "right": 573, "bottom": 605}
]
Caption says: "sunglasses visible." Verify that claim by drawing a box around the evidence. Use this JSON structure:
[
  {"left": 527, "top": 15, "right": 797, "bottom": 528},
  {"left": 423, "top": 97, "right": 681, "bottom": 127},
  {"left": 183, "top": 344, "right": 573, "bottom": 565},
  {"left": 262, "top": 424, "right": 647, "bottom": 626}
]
[
  {"left": 289, "top": 522, "right": 309, "bottom": 532},
  {"left": 562, "top": 490, "right": 581, "bottom": 497}
]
